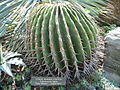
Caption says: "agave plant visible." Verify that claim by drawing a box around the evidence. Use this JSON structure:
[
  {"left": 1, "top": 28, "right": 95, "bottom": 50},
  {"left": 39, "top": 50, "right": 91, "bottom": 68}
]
[{"left": 0, "top": 43, "right": 26, "bottom": 77}]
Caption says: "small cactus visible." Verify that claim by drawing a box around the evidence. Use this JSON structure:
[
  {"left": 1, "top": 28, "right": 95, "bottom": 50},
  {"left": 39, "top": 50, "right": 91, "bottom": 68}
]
[{"left": 26, "top": 1, "right": 99, "bottom": 81}]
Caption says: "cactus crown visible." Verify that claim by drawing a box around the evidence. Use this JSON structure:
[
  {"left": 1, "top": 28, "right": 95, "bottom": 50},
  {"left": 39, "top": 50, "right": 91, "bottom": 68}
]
[{"left": 26, "top": 1, "right": 99, "bottom": 82}]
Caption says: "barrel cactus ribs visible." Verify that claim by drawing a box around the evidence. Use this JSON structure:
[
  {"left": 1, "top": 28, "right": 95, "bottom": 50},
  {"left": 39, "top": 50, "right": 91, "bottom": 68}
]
[{"left": 25, "top": 1, "right": 100, "bottom": 82}]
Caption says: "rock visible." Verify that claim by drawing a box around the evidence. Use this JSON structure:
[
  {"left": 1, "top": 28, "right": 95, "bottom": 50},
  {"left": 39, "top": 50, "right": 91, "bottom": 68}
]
[{"left": 104, "top": 27, "right": 120, "bottom": 84}]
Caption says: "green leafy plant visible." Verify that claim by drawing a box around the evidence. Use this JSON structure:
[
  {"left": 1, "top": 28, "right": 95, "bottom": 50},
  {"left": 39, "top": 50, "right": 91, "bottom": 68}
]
[
  {"left": 23, "top": 84, "right": 31, "bottom": 90},
  {"left": 102, "top": 24, "right": 117, "bottom": 33}
]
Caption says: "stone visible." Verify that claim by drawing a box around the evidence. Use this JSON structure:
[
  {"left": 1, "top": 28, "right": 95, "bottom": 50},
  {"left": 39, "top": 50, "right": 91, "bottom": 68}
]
[{"left": 104, "top": 27, "right": 120, "bottom": 84}]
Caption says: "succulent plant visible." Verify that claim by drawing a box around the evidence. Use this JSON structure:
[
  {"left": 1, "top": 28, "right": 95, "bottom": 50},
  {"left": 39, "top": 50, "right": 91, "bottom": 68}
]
[{"left": 26, "top": 1, "right": 99, "bottom": 81}]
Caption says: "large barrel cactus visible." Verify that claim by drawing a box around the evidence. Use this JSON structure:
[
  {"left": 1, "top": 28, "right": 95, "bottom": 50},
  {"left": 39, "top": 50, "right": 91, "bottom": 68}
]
[{"left": 25, "top": 1, "right": 99, "bottom": 81}]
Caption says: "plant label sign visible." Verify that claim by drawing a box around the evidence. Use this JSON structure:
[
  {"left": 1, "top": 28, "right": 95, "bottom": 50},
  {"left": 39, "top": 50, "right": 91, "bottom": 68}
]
[{"left": 30, "top": 77, "right": 66, "bottom": 86}]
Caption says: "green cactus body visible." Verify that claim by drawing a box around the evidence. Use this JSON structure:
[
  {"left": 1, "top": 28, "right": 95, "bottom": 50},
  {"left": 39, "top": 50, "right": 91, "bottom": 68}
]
[{"left": 26, "top": 2, "right": 98, "bottom": 80}]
